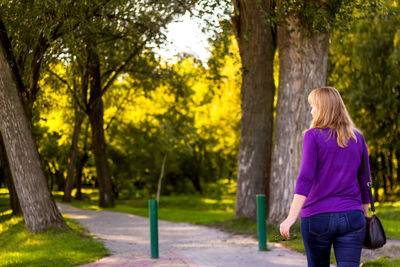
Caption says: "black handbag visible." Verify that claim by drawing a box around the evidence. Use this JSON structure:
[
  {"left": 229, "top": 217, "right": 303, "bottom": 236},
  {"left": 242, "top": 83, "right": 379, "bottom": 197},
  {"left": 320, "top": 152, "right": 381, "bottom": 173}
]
[{"left": 359, "top": 133, "right": 386, "bottom": 249}]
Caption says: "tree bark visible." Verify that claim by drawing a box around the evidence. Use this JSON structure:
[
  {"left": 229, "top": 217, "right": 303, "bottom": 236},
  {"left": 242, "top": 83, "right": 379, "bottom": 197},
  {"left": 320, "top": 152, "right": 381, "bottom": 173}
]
[
  {"left": 87, "top": 44, "right": 114, "bottom": 207},
  {"left": 0, "top": 134, "right": 21, "bottom": 215},
  {"left": 268, "top": 16, "right": 330, "bottom": 224},
  {"left": 0, "top": 20, "right": 67, "bottom": 232},
  {"left": 232, "top": 0, "right": 276, "bottom": 220},
  {"left": 63, "top": 108, "right": 84, "bottom": 202}
]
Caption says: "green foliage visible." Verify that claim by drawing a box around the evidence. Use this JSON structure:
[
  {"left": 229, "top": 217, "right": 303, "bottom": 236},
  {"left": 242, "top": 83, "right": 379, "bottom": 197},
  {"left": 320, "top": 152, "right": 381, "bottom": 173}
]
[
  {"left": 35, "top": 26, "right": 241, "bottom": 199},
  {"left": 271, "top": 0, "right": 381, "bottom": 34},
  {"left": 329, "top": 0, "right": 400, "bottom": 200}
]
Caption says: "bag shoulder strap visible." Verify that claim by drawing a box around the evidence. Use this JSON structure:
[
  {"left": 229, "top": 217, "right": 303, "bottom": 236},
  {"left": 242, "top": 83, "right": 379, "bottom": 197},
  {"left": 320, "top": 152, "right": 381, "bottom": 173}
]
[{"left": 357, "top": 131, "right": 375, "bottom": 213}]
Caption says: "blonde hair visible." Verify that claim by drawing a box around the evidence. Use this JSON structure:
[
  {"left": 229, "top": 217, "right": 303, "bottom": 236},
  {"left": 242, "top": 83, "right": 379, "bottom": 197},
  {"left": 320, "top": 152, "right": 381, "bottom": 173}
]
[{"left": 308, "top": 87, "right": 357, "bottom": 148}]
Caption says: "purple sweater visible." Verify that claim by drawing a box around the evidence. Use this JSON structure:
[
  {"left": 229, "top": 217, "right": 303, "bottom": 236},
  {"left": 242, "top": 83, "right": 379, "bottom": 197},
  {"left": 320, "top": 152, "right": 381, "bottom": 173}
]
[{"left": 294, "top": 128, "right": 371, "bottom": 218}]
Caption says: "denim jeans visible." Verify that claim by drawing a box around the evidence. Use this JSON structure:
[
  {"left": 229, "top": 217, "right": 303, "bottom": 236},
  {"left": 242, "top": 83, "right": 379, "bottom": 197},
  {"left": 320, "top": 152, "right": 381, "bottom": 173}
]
[{"left": 301, "top": 210, "right": 366, "bottom": 267}]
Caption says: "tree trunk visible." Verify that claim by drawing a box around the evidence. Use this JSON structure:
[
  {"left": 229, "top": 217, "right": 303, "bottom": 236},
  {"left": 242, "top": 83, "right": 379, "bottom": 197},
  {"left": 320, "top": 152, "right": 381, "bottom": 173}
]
[
  {"left": 232, "top": 0, "right": 276, "bottom": 220},
  {"left": 268, "top": 16, "right": 330, "bottom": 224},
  {"left": 25, "top": 33, "right": 50, "bottom": 118},
  {"left": 63, "top": 109, "right": 84, "bottom": 202},
  {"left": 75, "top": 122, "right": 90, "bottom": 200},
  {"left": 370, "top": 155, "right": 380, "bottom": 201},
  {"left": 0, "top": 134, "right": 21, "bottom": 215},
  {"left": 75, "top": 151, "right": 89, "bottom": 200},
  {"left": 0, "top": 21, "right": 67, "bottom": 232},
  {"left": 87, "top": 44, "right": 114, "bottom": 207}
]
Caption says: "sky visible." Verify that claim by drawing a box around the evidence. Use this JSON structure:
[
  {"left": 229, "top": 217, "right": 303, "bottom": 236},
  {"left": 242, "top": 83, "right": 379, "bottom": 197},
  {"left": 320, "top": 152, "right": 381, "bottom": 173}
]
[{"left": 157, "top": 13, "right": 211, "bottom": 63}]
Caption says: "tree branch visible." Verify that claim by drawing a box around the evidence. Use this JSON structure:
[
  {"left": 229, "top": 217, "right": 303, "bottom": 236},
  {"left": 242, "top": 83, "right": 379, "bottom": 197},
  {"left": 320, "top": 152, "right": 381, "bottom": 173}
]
[
  {"left": 46, "top": 68, "right": 87, "bottom": 113},
  {"left": 100, "top": 43, "right": 143, "bottom": 96}
]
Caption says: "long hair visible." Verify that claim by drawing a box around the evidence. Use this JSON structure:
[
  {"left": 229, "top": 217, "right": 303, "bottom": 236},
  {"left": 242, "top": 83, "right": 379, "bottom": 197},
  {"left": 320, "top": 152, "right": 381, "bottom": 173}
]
[{"left": 307, "top": 87, "right": 357, "bottom": 148}]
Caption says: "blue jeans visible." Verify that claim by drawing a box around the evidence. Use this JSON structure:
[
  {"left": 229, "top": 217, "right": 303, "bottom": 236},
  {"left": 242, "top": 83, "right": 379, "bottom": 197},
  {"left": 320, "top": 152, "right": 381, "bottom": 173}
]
[{"left": 301, "top": 210, "right": 366, "bottom": 267}]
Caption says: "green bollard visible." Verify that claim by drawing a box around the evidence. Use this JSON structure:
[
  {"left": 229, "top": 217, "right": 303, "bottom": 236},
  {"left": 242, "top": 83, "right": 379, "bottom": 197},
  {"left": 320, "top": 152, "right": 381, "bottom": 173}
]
[
  {"left": 149, "top": 199, "right": 159, "bottom": 258},
  {"left": 256, "top": 194, "right": 267, "bottom": 251}
]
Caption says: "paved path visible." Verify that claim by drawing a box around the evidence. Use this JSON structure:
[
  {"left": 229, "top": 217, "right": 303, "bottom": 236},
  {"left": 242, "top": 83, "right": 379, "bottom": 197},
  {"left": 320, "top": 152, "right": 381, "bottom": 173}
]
[{"left": 57, "top": 203, "right": 308, "bottom": 267}]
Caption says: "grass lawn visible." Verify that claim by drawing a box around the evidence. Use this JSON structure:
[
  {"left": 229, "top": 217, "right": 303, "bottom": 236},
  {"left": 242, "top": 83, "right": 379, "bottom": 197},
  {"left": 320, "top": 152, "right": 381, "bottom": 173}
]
[
  {"left": 0, "top": 189, "right": 109, "bottom": 267},
  {"left": 361, "top": 257, "right": 400, "bottom": 267},
  {"left": 374, "top": 201, "right": 400, "bottom": 239}
]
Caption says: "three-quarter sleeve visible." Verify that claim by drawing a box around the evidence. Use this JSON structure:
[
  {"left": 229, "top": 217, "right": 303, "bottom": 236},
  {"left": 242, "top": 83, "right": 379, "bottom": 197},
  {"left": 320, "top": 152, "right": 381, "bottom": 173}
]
[
  {"left": 294, "top": 130, "right": 318, "bottom": 197},
  {"left": 359, "top": 135, "right": 371, "bottom": 204}
]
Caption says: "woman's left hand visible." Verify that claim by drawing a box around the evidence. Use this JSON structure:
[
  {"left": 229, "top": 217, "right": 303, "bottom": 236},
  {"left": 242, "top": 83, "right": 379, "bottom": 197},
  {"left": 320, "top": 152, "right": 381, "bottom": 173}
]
[{"left": 280, "top": 217, "right": 296, "bottom": 239}]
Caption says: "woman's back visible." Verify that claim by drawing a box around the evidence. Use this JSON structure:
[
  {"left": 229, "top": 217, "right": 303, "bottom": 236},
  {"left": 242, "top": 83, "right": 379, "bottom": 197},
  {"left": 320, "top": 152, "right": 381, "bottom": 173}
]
[{"left": 295, "top": 128, "right": 370, "bottom": 217}]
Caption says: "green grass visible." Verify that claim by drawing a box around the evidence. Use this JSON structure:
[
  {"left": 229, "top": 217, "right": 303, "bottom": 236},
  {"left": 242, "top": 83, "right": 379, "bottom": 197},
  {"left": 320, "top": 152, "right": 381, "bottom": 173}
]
[
  {"left": 374, "top": 201, "right": 400, "bottom": 239},
  {"left": 53, "top": 189, "right": 235, "bottom": 224},
  {"left": 362, "top": 257, "right": 400, "bottom": 267},
  {"left": 0, "top": 189, "right": 109, "bottom": 267}
]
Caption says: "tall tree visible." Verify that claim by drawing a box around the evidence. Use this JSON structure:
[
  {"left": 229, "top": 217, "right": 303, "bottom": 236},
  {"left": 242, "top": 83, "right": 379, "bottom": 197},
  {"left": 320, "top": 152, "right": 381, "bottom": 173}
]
[
  {"left": 231, "top": 0, "right": 276, "bottom": 220},
  {"left": 268, "top": 20, "right": 329, "bottom": 224},
  {"left": 268, "top": 0, "right": 380, "bottom": 223},
  {"left": 268, "top": 2, "right": 333, "bottom": 224},
  {"left": 63, "top": 0, "right": 196, "bottom": 207},
  {"left": 0, "top": 18, "right": 67, "bottom": 232},
  {"left": 63, "top": 101, "right": 85, "bottom": 202},
  {"left": 0, "top": 0, "right": 84, "bottom": 214}
]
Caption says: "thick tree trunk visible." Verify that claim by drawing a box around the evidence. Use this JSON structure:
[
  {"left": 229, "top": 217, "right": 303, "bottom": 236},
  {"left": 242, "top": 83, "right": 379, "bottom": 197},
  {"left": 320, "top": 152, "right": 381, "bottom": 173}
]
[
  {"left": 63, "top": 109, "right": 84, "bottom": 202},
  {"left": 268, "top": 16, "right": 330, "bottom": 224},
  {"left": 0, "top": 135, "right": 21, "bottom": 215},
  {"left": 87, "top": 44, "right": 114, "bottom": 207},
  {"left": 0, "top": 22, "right": 67, "bottom": 232},
  {"left": 232, "top": 0, "right": 276, "bottom": 220}
]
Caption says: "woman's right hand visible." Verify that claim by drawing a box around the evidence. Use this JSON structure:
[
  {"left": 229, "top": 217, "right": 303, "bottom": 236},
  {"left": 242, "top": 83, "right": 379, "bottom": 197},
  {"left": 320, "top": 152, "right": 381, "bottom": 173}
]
[
  {"left": 280, "top": 216, "right": 296, "bottom": 240},
  {"left": 362, "top": 204, "right": 369, "bottom": 217}
]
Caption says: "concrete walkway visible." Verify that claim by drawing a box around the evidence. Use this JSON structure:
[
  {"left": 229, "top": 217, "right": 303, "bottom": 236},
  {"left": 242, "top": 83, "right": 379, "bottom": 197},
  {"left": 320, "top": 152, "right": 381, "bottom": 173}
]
[{"left": 57, "top": 203, "right": 308, "bottom": 267}]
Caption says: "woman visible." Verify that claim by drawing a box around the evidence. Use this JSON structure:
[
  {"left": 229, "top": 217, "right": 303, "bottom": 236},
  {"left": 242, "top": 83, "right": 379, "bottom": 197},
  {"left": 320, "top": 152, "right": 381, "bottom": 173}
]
[{"left": 280, "top": 87, "right": 370, "bottom": 267}]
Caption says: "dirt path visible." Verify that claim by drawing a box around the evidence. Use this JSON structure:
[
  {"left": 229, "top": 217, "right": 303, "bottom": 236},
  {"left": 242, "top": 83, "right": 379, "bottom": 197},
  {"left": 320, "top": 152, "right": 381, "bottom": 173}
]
[{"left": 57, "top": 203, "right": 309, "bottom": 267}]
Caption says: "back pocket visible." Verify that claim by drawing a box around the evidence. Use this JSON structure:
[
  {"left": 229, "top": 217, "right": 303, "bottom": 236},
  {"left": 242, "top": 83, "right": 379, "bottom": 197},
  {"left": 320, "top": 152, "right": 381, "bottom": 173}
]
[
  {"left": 347, "top": 211, "right": 366, "bottom": 232},
  {"left": 309, "top": 214, "right": 331, "bottom": 236}
]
